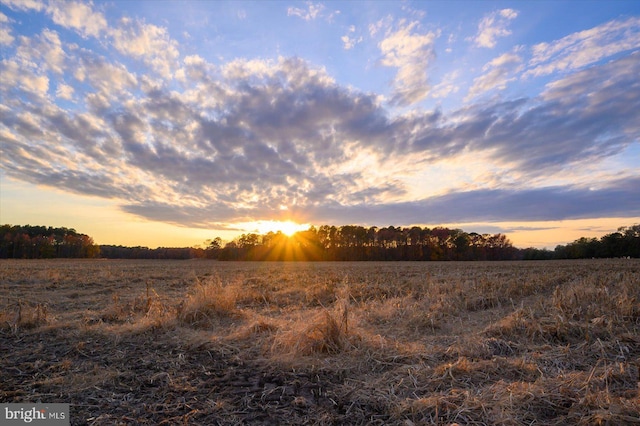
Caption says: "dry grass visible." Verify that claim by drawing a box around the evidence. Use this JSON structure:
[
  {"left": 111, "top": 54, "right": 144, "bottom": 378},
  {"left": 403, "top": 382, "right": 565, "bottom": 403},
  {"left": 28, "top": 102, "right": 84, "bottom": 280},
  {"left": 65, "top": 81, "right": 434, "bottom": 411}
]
[
  {"left": 271, "top": 295, "right": 355, "bottom": 356},
  {"left": 177, "top": 275, "right": 243, "bottom": 328},
  {"left": 1, "top": 259, "right": 638, "bottom": 425},
  {"left": 0, "top": 300, "right": 49, "bottom": 332}
]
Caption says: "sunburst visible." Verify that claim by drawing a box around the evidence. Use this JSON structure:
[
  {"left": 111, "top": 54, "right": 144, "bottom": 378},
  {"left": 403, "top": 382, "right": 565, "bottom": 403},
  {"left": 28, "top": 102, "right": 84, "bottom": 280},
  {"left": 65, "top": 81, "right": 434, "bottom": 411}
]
[{"left": 250, "top": 220, "right": 309, "bottom": 237}]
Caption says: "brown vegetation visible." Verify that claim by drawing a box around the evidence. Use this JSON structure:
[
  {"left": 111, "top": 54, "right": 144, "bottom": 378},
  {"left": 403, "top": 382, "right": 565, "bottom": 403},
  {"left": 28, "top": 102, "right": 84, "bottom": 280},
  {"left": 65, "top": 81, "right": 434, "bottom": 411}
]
[{"left": 1, "top": 259, "right": 638, "bottom": 425}]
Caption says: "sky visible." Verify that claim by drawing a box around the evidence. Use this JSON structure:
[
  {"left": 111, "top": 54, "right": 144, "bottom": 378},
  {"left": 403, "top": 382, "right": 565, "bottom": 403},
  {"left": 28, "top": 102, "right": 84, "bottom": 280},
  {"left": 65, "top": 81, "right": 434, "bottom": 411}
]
[{"left": 1, "top": 0, "right": 639, "bottom": 249}]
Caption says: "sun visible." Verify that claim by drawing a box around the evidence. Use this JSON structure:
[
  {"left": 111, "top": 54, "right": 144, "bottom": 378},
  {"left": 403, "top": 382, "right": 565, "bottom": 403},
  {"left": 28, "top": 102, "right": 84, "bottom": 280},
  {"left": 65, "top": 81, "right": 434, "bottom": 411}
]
[{"left": 250, "top": 220, "right": 309, "bottom": 237}]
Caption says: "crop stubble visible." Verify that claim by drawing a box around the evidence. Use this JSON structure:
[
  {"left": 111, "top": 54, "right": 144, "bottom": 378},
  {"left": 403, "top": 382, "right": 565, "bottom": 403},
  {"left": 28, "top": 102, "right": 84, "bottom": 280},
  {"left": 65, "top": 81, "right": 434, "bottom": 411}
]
[{"left": 1, "top": 259, "right": 638, "bottom": 425}]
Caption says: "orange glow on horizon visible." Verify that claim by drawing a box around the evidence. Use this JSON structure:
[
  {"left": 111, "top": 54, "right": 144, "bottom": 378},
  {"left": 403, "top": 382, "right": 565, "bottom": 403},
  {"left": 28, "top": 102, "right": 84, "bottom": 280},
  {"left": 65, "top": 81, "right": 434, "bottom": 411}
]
[
  {"left": 233, "top": 221, "right": 323, "bottom": 261},
  {"left": 247, "top": 220, "right": 310, "bottom": 237}
]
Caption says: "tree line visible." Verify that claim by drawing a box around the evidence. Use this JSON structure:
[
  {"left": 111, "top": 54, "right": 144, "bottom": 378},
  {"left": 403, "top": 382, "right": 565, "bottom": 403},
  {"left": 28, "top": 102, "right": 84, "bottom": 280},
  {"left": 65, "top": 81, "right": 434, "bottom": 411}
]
[
  {"left": 99, "top": 245, "right": 205, "bottom": 259},
  {"left": 0, "top": 225, "right": 100, "bottom": 258},
  {"left": 207, "top": 224, "right": 639, "bottom": 261},
  {"left": 207, "top": 225, "right": 518, "bottom": 261},
  {"left": 521, "top": 224, "right": 640, "bottom": 260},
  {"left": 2, "top": 223, "right": 637, "bottom": 260}
]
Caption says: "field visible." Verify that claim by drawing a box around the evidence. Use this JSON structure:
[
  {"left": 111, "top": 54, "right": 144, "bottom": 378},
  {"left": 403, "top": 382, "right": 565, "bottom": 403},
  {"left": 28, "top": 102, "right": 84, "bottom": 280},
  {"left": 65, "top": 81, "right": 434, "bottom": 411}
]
[{"left": 1, "top": 259, "right": 638, "bottom": 425}]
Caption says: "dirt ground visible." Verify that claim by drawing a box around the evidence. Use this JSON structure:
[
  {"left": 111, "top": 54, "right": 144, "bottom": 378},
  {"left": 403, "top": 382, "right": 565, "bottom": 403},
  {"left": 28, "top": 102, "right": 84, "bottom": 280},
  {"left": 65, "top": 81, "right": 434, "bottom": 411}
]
[{"left": 1, "top": 259, "right": 639, "bottom": 425}]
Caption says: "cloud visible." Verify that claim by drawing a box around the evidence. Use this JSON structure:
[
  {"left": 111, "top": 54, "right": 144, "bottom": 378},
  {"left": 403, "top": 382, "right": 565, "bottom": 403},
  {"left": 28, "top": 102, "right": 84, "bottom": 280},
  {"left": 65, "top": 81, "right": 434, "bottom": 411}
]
[
  {"left": 76, "top": 49, "right": 138, "bottom": 99},
  {"left": 466, "top": 52, "right": 523, "bottom": 100},
  {"left": 0, "top": 11, "right": 14, "bottom": 45},
  {"left": 9, "top": 1, "right": 180, "bottom": 79},
  {"left": 430, "top": 70, "right": 460, "bottom": 99},
  {"left": 2, "top": 51, "right": 398, "bottom": 224},
  {"left": 1, "top": 0, "right": 45, "bottom": 12},
  {"left": 369, "top": 15, "right": 393, "bottom": 37},
  {"left": 5, "top": 49, "right": 638, "bottom": 227},
  {"left": 378, "top": 20, "right": 438, "bottom": 105},
  {"left": 306, "top": 177, "right": 640, "bottom": 226},
  {"left": 3, "top": 48, "right": 638, "bottom": 226},
  {"left": 118, "top": 176, "right": 640, "bottom": 228},
  {"left": 526, "top": 16, "right": 640, "bottom": 77},
  {"left": 46, "top": 1, "right": 108, "bottom": 38},
  {"left": 287, "top": 2, "right": 325, "bottom": 21},
  {"left": 15, "top": 28, "right": 66, "bottom": 74},
  {"left": 109, "top": 17, "right": 180, "bottom": 78},
  {"left": 0, "top": 58, "right": 49, "bottom": 95},
  {"left": 410, "top": 52, "right": 640, "bottom": 174},
  {"left": 55, "top": 83, "right": 74, "bottom": 100},
  {"left": 0, "top": 31, "right": 12, "bottom": 45},
  {"left": 341, "top": 25, "right": 362, "bottom": 50},
  {"left": 470, "top": 8, "right": 518, "bottom": 48},
  {"left": 0, "top": 28, "right": 68, "bottom": 98},
  {"left": 1, "top": 4, "right": 638, "bottom": 231}
]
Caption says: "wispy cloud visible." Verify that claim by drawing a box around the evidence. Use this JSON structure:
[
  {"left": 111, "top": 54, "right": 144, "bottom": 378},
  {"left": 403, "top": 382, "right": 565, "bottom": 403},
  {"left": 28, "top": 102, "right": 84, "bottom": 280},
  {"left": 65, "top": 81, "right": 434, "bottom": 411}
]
[
  {"left": 526, "top": 16, "right": 640, "bottom": 77},
  {"left": 466, "top": 52, "right": 523, "bottom": 100},
  {"left": 470, "top": 8, "right": 518, "bottom": 48},
  {"left": 430, "top": 70, "right": 460, "bottom": 99},
  {"left": 369, "top": 15, "right": 393, "bottom": 37},
  {"left": 2, "top": 0, "right": 45, "bottom": 13},
  {"left": 287, "top": 2, "right": 325, "bottom": 21},
  {"left": 341, "top": 25, "right": 362, "bottom": 50}
]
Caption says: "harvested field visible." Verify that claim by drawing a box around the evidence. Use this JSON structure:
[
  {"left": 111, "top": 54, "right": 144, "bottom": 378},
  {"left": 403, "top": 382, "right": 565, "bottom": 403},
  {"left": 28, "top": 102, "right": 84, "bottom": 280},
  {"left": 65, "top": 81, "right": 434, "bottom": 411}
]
[{"left": 1, "top": 259, "right": 639, "bottom": 425}]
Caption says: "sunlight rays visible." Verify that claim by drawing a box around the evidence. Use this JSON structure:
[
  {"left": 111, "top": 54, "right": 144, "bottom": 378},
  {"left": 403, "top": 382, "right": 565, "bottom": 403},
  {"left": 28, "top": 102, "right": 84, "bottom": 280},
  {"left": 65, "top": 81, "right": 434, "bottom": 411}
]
[{"left": 246, "top": 220, "right": 309, "bottom": 237}]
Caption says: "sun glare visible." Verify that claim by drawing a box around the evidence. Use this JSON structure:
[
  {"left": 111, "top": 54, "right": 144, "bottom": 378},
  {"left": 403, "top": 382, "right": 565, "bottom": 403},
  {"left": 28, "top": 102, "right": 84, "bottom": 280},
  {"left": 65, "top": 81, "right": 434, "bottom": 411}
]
[{"left": 250, "top": 220, "right": 309, "bottom": 237}]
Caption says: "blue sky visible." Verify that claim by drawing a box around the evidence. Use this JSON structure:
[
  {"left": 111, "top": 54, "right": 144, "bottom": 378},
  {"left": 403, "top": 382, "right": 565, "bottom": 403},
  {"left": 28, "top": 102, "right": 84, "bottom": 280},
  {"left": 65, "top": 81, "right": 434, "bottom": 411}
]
[{"left": 1, "top": 0, "right": 639, "bottom": 248}]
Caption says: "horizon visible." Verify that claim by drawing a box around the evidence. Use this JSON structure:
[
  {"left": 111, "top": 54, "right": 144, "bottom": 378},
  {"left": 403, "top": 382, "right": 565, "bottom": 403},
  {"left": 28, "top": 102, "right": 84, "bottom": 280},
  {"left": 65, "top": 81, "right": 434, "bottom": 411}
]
[
  {"left": 1, "top": 1, "right": 639, "bottom": 250},
  {"left": 2, "top": 220, "right": 638, "bottom": 252}
]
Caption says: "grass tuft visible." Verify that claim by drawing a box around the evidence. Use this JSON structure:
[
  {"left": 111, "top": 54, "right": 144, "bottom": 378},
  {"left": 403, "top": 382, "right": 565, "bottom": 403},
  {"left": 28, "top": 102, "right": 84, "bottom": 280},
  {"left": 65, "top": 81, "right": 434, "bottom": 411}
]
[
  {"left": 272, "top": 294, "right": 356, "bottom": 356},
  {"left": 177, "top": 277, "right": 242, "bottom": 328}
]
